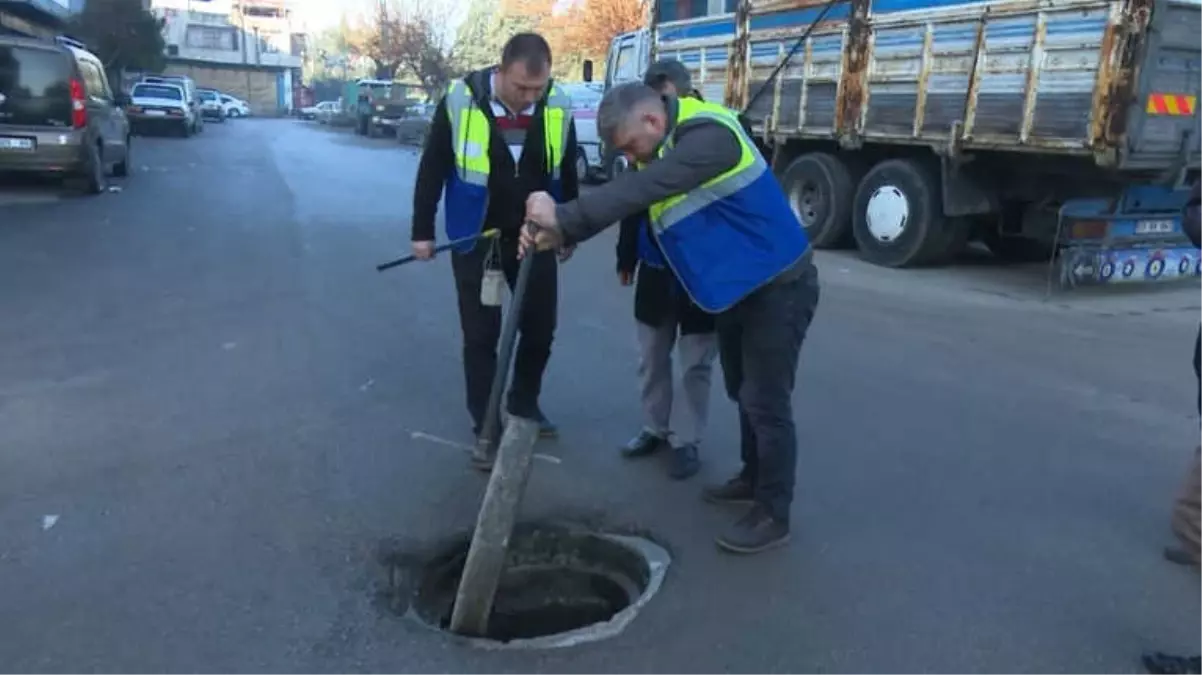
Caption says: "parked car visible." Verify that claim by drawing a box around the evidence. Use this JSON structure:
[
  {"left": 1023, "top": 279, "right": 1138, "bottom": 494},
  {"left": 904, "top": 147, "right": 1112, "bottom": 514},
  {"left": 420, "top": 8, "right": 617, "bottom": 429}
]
[
  {"left": 561, "top": 82, "right": 603, "bottom": 182},
  {"left": 0, "top": 34, "right": 132, "bottom": 194},
  {"left": 127, "top": 81, "right": 196, "bottom": 137},
  {"left": 220, "top": 94, "right": 249, "bottom": 118},
  {"left": 299, "top": 103, "right": 320, "bottom": 120},
  {"left": 141, "top": 75, "right": 202, "bottom": 134},
  {"left": 196, "top": 88, "right": 225, "bottom": 122},
  {"left": 314, "top": 100, "right": 339, "bottom": 124},
  {"left": 394, "top": 102, "right": 434, "bottom": 146}
]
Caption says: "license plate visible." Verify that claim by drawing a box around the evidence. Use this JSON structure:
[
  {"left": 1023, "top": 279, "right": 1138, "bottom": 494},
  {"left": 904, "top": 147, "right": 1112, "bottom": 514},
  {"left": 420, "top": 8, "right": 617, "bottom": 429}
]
[
  {"left": 0, "top": 136, "right": 33, "bottom": 150},
  {"left": 144, "top": 110, "right": 167, "bottom": 117},
  {"left": 1136, "top": 219, "right": 1175, "bottom": 235}
]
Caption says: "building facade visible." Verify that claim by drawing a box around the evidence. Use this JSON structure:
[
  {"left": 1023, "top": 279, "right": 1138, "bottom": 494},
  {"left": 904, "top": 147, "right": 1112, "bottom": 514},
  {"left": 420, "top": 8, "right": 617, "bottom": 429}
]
[
  {"left": 151, "top": 0, "right": 302, "bottom": 114},
  {"left": 0, "top": 0, "right": 68, "bottom": 38}
]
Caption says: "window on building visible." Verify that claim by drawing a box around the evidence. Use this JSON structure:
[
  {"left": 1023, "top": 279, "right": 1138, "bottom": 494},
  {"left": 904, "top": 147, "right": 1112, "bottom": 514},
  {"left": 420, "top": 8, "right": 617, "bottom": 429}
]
[{"left": 185, "top": 25, "right": 237, "bottom": 51}]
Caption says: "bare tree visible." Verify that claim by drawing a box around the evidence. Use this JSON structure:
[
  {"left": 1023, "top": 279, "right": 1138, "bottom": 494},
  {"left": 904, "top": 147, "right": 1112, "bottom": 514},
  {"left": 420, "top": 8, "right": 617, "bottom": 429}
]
[{"left": 392, "top": 0, "right": 459, "bottom": 98}]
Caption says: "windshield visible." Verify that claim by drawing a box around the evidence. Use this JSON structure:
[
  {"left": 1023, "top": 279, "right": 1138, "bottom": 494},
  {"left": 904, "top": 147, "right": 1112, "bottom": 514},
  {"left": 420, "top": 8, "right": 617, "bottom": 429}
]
[
  {"left": 199, "top": 91, "right": 218, "bottom": 101},
  {"left": 133, "top": 84, "right": 183, "bottom": 100},
  {"left": 562, "top": 84, "right": 603, "bottom": 111},
  {"left": 0, "top": 45, "right": 72, "bottom": 126}
]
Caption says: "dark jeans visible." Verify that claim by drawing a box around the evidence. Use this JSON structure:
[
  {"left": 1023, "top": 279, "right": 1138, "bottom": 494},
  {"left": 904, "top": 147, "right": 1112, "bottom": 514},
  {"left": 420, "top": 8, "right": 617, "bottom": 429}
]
[
  {"left": 716, "top": 260, "right": 820, "bottom": 522},
  {"left": 1192, "top": 319, "right": 1202, "bottom": 425},
  {"left": 450, "top": 235, "right": 558, "bottom": 431}
]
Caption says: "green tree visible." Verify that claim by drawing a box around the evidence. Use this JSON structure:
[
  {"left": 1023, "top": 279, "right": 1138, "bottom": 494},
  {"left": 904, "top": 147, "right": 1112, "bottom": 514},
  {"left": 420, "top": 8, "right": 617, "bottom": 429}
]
[{"left": 67, "top": 0, "right": 165, "bottom": 74}]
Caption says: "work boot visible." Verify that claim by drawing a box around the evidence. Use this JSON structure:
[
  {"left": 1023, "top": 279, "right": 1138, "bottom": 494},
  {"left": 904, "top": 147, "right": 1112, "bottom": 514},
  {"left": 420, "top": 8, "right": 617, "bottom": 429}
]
[
  {"left": 1163, "top": 546, "right": 1200, "bottom": 568},
  {"left": 470, "top": 434, "right": 499, "bottom": 473},
  {"left": 1142, "top": 652, "right": 1202, "bottom": 674},
  {"left": 668, "top": 444, "right": 700, "bottom": 480},
  {"left": 535, "top": 410, "right": 558, "bottom": 439},
  {"left": 621, "top": 430, "right": 667, "bottom": 458},
  {"left": 715, "top": 505, "right": 790, "bottom": 554},
  {"left": 701, "top": 475, "right": 755, "bottom": 505}
]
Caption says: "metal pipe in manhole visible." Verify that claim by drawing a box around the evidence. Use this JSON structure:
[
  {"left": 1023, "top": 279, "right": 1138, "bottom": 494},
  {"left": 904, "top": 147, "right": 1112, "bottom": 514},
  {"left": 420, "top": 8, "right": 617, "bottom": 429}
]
[{"left": 401, "top": 523, "right": 671, "bottom": 650}]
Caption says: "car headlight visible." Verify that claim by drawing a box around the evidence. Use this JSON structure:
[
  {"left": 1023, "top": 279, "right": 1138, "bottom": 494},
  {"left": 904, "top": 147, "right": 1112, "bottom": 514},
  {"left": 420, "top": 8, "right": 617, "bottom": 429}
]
[{"left": 375, "top": 105, "right": 384, "bottom": 112}]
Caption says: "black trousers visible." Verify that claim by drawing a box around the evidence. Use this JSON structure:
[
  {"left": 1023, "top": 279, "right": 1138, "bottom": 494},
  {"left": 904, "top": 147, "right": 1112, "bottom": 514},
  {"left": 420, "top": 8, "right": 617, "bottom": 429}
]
[
  {"left": 716, "top": 260, "right": 820, "bottom": 523},
  {"left": 450, "top": 235, "right": 558, "bottom": 432},
  {"left": 1192, "top": 319, "right": 1202, "bottom": 425}
]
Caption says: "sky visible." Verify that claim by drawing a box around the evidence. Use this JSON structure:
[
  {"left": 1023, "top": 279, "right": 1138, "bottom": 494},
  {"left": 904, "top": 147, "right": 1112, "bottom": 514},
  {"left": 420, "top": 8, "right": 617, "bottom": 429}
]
[{"left": 291, "top": 0, "right": 469, "bottom": 34}]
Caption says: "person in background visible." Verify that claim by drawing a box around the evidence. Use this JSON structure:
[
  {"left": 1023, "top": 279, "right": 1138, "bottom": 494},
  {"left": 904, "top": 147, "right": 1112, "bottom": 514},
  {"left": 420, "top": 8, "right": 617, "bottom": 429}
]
[
  {"left": 1141, "top": 180, "right": 1201, "bottom": 675},
  {"left": 409, "top": 33, "right": 579, "bottom": 470},
  {"left": 521, "top": 82, "right": 821, "bottom": 554},
  {"left": 614, "top": 60, "right": 718, "bottom": 480}
]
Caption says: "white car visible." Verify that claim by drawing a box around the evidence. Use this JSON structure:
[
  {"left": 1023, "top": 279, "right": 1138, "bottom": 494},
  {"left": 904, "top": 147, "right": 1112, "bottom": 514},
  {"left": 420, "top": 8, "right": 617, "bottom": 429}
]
[
  {"left": 221, "top": 95, "right": 250, "bottom": 118},
  {"left": 314, "top": 101, "right": 340, "bottom": 124},
  {"left": 300, "top": 105, "right": 321, "bottom": 120},
  {"left": 561, "top": 82, "right": 604, "bottom": 182},
  {"left": 127, "top": 82, "right": 197, "bottom": 137}
]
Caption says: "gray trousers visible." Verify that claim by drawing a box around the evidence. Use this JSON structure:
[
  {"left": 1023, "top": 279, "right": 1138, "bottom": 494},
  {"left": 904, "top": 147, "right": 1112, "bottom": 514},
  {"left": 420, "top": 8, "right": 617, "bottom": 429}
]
[{"left": 636, "top": 320, "right": 718, "bottom": 448}]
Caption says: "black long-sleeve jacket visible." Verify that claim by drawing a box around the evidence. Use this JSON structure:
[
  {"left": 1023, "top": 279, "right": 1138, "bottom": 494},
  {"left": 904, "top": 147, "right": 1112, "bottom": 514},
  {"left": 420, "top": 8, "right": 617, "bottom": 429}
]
[{"left": 411, "top": 68, "right": 579, "bottom": 242}]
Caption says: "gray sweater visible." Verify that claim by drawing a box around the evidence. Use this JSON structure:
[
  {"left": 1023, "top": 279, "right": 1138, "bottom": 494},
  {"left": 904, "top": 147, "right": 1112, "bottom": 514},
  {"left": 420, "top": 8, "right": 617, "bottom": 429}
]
[{"left": 555, "top": 100, "right": 743, "bottom": 244}]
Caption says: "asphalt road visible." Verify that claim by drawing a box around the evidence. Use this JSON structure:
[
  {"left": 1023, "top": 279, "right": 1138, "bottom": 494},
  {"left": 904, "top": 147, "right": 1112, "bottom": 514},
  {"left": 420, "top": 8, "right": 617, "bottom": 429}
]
[{"left": 0, "top": 119, "right": 1199, "bottom": 673}]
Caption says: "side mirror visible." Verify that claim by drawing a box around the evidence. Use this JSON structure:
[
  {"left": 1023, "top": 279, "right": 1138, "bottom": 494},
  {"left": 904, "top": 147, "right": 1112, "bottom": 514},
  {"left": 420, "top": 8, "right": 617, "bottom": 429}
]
[{"left": 582, "top": 59, "right": 594, "bottom": 83}]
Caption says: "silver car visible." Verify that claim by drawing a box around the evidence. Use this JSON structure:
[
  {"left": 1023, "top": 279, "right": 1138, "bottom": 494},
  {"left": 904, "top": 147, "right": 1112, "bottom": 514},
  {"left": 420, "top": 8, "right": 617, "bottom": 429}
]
[{"left": 0, "top": 35, "right": 132, "bottom": 194}]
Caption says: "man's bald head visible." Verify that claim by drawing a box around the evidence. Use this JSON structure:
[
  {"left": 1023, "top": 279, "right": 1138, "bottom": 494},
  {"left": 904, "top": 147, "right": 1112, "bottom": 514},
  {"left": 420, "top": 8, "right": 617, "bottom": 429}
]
[{"left": 598, "top": 82, "right": 670, "bottom": 163}]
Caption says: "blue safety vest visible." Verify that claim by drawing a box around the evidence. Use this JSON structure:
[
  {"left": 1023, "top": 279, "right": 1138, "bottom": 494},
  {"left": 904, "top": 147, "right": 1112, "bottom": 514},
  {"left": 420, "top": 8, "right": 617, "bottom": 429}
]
[
  {"left": 646, "top": 98, "right": 810, "bottom": 313},
  {"left": 441, "top": 78, "right": 572, "bottom": 251}
]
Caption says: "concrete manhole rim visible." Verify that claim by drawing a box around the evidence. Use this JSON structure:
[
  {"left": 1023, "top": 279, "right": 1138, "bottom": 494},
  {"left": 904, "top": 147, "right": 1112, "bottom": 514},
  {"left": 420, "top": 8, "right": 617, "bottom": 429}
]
[{"left": 404, "top": 530, "right": 671, "bottom": 651}]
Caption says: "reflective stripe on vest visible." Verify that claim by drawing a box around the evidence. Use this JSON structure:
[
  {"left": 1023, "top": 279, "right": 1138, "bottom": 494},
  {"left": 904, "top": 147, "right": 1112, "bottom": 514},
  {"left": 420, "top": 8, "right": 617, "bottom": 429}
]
[
  {"left": 444, "top": 80, "right": 572, "bottom": 187},
  {"left": 647, "top": 98, "right": 764, "bottom": 233}
]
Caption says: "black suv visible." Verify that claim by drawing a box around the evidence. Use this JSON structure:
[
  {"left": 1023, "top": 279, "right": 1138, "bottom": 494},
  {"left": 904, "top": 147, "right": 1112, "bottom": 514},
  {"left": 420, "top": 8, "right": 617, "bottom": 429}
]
[{"left": 0, "top": 35, "right": 132, "bottom": 194}]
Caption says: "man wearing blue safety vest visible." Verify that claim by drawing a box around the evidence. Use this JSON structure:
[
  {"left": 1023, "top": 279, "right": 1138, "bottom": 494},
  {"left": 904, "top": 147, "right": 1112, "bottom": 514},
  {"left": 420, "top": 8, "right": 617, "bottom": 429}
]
[
  {"left": 520, "top": 81, "right": 821, "bottom": 554},
  {"left": 411, "top": 33, "right": 580, "bottom": 470}
]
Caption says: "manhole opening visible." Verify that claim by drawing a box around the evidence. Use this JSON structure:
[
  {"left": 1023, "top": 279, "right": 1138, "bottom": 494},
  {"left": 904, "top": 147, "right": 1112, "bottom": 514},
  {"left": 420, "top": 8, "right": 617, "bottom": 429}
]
[{"left": 410, "top": 523, "right": 659, "bottom": 645}]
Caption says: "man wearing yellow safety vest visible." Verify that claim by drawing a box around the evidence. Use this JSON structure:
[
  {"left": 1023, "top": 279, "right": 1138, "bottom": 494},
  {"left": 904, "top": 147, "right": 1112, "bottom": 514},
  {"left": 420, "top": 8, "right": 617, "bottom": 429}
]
[
  {"left": 411, "top": 33, "right": 580, "bottom": 469},
  {"left": 521, "top": 82, "right": 821, "bottom": 554}
]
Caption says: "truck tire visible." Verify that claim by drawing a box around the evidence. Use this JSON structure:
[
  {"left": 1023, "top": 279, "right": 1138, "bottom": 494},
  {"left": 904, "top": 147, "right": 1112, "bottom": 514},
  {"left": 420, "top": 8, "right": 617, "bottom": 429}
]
[
  {"left": 851, "top": 158, "right": 957, "bottom": 268},
  {"left": 780, "top": 152, "right": 859, "bottom": 248}
]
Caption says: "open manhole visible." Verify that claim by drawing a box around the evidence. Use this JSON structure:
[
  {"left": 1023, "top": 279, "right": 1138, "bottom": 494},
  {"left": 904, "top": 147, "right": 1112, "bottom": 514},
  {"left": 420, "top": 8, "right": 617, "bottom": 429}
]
[{"left": 403, "top": 523, "right": 670, "bottom": 649}]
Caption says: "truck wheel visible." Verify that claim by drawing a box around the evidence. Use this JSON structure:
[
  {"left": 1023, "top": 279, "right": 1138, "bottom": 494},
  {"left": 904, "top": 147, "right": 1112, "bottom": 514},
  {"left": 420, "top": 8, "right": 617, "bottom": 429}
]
[
  {"left": 780, "top": 152, "right": 859, "bottom": 248},
  {"left": 852, "top": 158, "right": 955, "bottom": 268}
]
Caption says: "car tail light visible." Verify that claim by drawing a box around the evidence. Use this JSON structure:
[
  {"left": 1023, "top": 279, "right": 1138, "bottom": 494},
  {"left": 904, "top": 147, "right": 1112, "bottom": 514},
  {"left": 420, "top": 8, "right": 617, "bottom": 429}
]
[{"left": 69, "top": 78, "right": 87, "bottom": 128}]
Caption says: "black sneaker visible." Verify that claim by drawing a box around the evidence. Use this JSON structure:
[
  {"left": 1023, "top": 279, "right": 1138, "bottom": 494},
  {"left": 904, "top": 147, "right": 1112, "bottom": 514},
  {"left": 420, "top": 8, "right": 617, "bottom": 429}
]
[
  {"left": 1163, "top": 546, "right": 1199, "bottom": 567},
  {"left": 1142, "top": 652, "right": 1202, "bottom": 674},
  {"left": 701, "top": 475, "right": 754, "bottom": 504},
  {"left": 620, "top": 430, "right": 667, "bottom": 458},
  {"left": 668, "top": 444, "right": 700, "bottom": 480},
  {"left": 715, "top": 505, "right": 790, "bottom": 554}
]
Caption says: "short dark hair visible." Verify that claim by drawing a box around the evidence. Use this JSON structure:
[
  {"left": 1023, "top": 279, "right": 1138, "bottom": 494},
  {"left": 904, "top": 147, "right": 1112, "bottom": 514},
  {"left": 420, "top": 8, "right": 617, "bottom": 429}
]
[
  {"left": 501, "top": 32, "right": 552, "bottom": 73},
  {"left": 644, "top": 59, "right": 693, "bottom": 95},
  {"left": 598, "top": 82, "right": 664, "bottom": 145}
]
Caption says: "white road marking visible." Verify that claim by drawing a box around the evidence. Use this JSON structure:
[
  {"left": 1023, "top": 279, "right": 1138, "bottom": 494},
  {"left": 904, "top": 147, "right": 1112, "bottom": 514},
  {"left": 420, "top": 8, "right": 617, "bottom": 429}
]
[
  {"left": 42, "top": 515, "right": 58, "bottom": 530},
  {"left": 222, "top": 342, "right": 237, "bottom": 350},
  {"left": 409, "top": 431, "right": 560, "bottom": 464},
  {"left": 359, "top": 378, "right": 375, "bottom": 392}
]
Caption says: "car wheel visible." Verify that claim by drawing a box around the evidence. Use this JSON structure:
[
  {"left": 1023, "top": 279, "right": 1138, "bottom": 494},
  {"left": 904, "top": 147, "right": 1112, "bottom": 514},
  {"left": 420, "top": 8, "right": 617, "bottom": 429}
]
[
  {"left": 82, "top": 140, "right": 106, "bottom": 195},
  {"left": 575, "top": 148, "right": 590, "bottom": 184},
  {"left": 606, "top": 150, "right": 629, "bottom": 181},
  {"left": 780, "top": 152, "right": 860, "bottom": 249},
  {"left": 113, "top": 135, "right": 131, "bottom": 178}
]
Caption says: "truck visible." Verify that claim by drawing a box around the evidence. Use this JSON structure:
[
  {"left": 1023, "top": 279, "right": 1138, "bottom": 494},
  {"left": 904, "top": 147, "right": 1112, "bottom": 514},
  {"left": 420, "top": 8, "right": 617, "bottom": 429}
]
[
  {"left": 345, "top": 78, "right": 395, "bottom": 136},
  {"left": 602, "top": 0, "right": 1202, "bottom": 286}
]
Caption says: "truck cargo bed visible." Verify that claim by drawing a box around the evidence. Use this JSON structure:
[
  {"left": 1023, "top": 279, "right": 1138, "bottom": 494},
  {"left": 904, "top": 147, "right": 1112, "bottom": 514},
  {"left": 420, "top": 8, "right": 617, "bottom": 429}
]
[{"left": 654, "top": 0, "right": 1200, "bottom": 170}]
